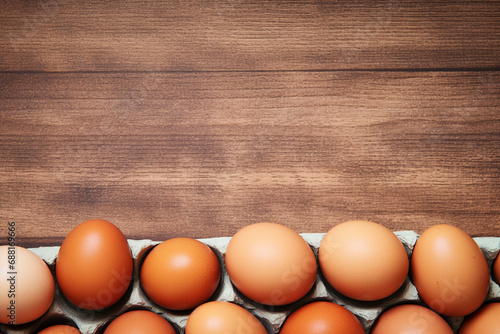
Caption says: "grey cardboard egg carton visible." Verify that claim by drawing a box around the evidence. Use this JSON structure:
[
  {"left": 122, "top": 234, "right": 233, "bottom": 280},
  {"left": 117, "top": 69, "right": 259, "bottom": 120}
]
[{"left": 2, "top": 232, "right": 499, "bottom": 334}]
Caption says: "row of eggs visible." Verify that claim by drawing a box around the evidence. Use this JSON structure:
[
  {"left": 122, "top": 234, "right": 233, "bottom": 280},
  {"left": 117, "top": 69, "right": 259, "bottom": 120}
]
[{"left": 1, "top": 219, "right": 499, "bottom": 333}]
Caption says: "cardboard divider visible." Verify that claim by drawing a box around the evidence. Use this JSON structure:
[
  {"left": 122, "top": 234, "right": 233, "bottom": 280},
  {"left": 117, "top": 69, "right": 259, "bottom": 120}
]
[{"left": 1, "top": 233, "right": 498, "bottom": 334}]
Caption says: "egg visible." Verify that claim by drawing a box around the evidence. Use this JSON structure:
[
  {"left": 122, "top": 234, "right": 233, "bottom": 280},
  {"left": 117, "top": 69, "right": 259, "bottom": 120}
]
[
  {"left": 56, "top": 219, "right": 133, "bottom": 310},
  {"left": 225, "top": 223, "right": 317, "bottom": 306},
  {"left": 103, "top": 310, "right": 176, "bottom": 334},
  {"left": 185, "top": 301, "right": 267, "bottom": 334},
  {"left": 37, "top": 325, "right": 81, "bottom": 334},
  {"left": 494, "top": 253, "right": 500, "bottom": 284},
  {"left": 140, "top": 237, "right": 221, "bottom": 310},
  {"left": 410, "top": 224, "right": 490, "bottom": 316},
  {"left": 318, "top": 220, "right": 409, "bottom": 301},
  {"left": 0, "top": 246, "right": 55, "bottom": 324},
  {"left": 371, "top": 304, "right": 453, "bottom": 333},
  {"left": 279, "top": 301, "right": 364, "bottom": 334},
  {"left": 458, "top": 302, "right": 500, "bottom": 333}
]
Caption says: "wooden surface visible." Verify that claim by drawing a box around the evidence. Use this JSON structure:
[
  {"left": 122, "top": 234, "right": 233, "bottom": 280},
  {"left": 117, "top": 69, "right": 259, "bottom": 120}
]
[{"left": 1, "top": 0, "right": 499, "bottom": 247}]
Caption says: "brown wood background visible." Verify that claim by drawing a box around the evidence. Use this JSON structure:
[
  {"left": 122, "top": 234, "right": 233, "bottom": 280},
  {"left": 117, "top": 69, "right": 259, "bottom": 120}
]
[{"left": 1, "top": 0, "right": 499, "bottom": 247}]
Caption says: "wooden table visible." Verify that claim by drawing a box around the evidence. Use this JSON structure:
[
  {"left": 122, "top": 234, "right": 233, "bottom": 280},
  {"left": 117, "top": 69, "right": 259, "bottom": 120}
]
[{"left": 1, "top": 0, "right": 499, "bottom": 248}]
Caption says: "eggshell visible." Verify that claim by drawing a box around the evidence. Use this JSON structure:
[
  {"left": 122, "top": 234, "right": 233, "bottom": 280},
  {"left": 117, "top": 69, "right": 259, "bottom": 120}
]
[
  {"left": 56, "top": 219, "right": 133, "bottom": 310},
  {"left": 371, "top": 304, "right": 453, "bottom": 333},
  {"left": 0, "top": 246, "right": 55, "bottom": 324},
  {"left": 185, "top": 301, "right": 268, "bottom": 334},
  {"left": 494, "top": 253, "right": 500, "bottom": 284},
  {"left": 279, "top": 301, "right": 364, "bottom": 334},
  {"left": 37, "top": 325, "right": 81, "bottom": 334},
  {"left": 410, "top": 224, "right": 490, "bottom": 317},
  {"left": 458, "top": 302, "right": 500, "bottom": 333},
  {"left": 225, "top": 223, "right": 317, "bottom": 306},
  {"left": 103, "top": 310, "right": 176, "bottom": 334},
  {"left": 0, "top": 228, "right": 498, "bottom": 334},
  {"left": 140, "top": 237, "right": 221, "bottom": 310},
  {"left": 318, "top": 221, "right": 409, "bottom": 301}
]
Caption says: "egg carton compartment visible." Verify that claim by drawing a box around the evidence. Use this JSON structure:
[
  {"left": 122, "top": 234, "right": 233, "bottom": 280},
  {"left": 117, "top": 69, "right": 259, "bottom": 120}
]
[{"left": 1, "top": 232, "right": 499, "bottom": 334}]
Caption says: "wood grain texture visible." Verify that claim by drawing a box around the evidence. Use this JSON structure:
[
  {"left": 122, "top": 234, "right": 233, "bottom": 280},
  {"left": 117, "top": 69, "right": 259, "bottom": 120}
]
[
  {"left": 1, "top": 71, "right": 499, "bottom": 246},
  {"left": 1, "top": 0, "right": 499, "bottom": 247},
  {"left": 1, "top": 0, "right": 500, "bottom": 71}
]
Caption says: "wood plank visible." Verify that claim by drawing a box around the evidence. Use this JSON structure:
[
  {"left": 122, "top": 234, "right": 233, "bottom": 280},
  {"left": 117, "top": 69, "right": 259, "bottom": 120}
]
[
  {"left": 1, "top": 0, "right": 499, "bottom": 72},
  {"left": 1, "top": 71, "right": 499, "bottom": 246}
]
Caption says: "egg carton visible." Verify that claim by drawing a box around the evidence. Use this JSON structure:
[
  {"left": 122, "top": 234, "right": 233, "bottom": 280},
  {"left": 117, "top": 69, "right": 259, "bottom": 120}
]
[{"left": 1, "top": 232, "right": 499, "bottom": 334}]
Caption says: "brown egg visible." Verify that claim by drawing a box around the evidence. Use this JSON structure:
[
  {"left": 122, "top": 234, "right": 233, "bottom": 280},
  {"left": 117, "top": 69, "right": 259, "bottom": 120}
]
[
  {"left": 494, "top": 252, "right": 500, "bottom": 284},
  {"left": 319, "top": 220, "right": 409, "bottom": 301},
  {"left": 225, "top": 223, "right": 317, "bottom": 306},
  {"left": 185, "top": 301, "right": 267, "bottom": 334},
  {"left": 37, "top": 325, "right": 81, "bottom": 334},
  {"left": 411, "top": 224, "right": 490, "bottom": 316},
  {"left": 458, "top": 303, "right": 500, "bottom": 334},
  {"left": 279, "top": 301, "right": 364, "bottom": 334},
  {"left": 140, "top": 237, "right": 221, "bottom": 310},
  {"left": 371, "top": 304, "right": 453, "bottom": 333},
  {"left": 103, "top": 310, "right": 176, "bottom": 334},
  {"left": 56, "top": 219, "right": 133, "bottom": 310}
]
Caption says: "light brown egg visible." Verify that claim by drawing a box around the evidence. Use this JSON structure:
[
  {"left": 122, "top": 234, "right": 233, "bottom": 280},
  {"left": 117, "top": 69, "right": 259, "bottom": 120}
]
[
  {"left": 225, "top": 223, "right": 317, "bottom": 306},
  {"left": 411, "top": 224, "right": 490, "bottom": 317},
  {"left": 371, "top": 304, "right": 453, "bottom": 333},
  {"left": 319, "top": 220, "right": 409, "bottom": 301},
  {"left": 0, "top": 246, "right": 55, "bottom": 324},
  {"left": 185, "top": 301, "right": 268, "bottom": 334}
]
